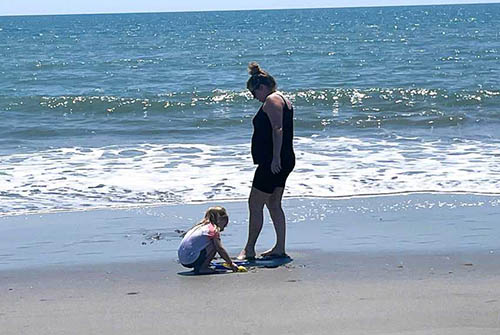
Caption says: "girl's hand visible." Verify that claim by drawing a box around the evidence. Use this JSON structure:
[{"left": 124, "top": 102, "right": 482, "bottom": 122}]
[
  {"left": 271, "top": 157, "right": 281, "bottom": 174},
  {"left": 230, "top": 262, "right": 239, "bottom": 272}
]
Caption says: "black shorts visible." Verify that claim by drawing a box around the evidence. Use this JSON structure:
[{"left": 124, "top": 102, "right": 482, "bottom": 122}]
[
  {"left": 252, "top": 164, "right": 293, "bottom": 194},
  {"left": 181, "top": 248, "right": 207, "bottom": 269}
]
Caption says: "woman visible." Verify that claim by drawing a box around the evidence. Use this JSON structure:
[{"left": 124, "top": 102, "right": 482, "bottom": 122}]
[{"left": 238, "top": 62, "right": 295, "bottom": 260}]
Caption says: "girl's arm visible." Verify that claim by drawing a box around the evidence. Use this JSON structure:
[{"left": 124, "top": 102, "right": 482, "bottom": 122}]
[
  {"left": 213, "top": 237, "right": 239, "bottom": 272},
  {"left": 263, "top": 94, "right": 284, "bottom": 174}
]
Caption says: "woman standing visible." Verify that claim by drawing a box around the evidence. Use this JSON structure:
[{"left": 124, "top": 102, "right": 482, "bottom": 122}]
[{"left": 238, "top": 62, "right": 295, "bottom": 260}]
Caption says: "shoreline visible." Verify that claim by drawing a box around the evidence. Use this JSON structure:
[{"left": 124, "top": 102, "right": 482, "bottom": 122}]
[{"left": 2, "top": 189, "right": 500, "bottom": 219}]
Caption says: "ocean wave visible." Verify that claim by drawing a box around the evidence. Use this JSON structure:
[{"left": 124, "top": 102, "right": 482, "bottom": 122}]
[
  {"left": 1, "top": 88, "right": 498, "bottom": 142},
  {"left": 3, "top": 87, "right": 499, "bottom": 112},
  {"left": 1, "top": 136, "right": 500, "bottom": 216},
  {"left": 2, "top": 87, "right": 499, "bottom": 116}
]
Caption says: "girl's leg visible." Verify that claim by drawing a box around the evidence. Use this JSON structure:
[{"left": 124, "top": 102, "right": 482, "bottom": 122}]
[
  {"left": 261, "top": 187, "right": 287, "bottom": 257},
  {"left": 238, "top": 187, "right": 270, "bottom": 260},
  {"left": 195, "top": 242, "right": 217, "bottom": 274}
]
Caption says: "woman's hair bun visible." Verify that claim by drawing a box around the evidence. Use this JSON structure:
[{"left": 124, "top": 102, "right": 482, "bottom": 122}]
[
  {"left": 246, "top": 62, "right": 276, "bottom": 90},
  {"left": 248, "top": 61, "right": 262, "bottom": 76}
]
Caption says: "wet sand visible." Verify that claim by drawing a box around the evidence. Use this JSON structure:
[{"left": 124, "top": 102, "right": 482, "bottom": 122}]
[
  {"left": 1, "top": 193, "right": 500, "bottom": 334},
  {"left": 1, "top": 193, "right": 500, "bottom": 270}
]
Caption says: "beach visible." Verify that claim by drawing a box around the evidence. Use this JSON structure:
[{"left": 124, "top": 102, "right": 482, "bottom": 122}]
[
  {"left": 2, "top": 4, "right": 500, "bottom": 334},
  {"left": 1, "top": 194, "right": 500, "bottom": 334}
]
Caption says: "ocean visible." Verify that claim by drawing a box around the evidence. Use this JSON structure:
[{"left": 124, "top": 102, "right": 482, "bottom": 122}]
[{"left": 1, "top": 4, "right": 500, "bottom": 216}]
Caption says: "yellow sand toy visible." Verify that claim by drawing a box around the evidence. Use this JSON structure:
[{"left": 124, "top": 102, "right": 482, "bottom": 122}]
[{"left": 221, "top": 263, "right": 248, "bottom": 272}]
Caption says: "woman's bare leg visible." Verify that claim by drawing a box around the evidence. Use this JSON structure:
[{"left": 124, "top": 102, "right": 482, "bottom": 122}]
[
  {"left": 238, "top": 187, "right": 270, "bottom": 260},
  {"left": 261, "top": 187, "right": 287, "bottom": 257}
]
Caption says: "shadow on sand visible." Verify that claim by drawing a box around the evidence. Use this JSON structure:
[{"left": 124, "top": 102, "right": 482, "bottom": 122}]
[{"left": 177, "top": 256, "right": 293, "bottom": 276}]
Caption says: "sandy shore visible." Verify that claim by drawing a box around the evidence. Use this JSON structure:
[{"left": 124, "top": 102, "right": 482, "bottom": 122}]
[
  {"left": 1, "top": 250, "right": 499, "bottom": 335},
  {"left": 1, "top": 193, "right": 500, "bottom": 334}
]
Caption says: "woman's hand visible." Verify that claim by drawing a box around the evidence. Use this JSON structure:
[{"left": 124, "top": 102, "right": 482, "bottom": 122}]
[{"left": 271, "top": 157, "right": 282, "bottom": 174}]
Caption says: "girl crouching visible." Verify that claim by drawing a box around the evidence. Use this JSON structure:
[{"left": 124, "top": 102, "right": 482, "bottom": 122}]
[{"left": 178, "top": 206, "right": 239, "bottom": 274}]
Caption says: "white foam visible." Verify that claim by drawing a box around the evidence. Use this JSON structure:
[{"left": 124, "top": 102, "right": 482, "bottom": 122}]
[{"left": 1, "top": 136, "right": 500, "bottom": 215}]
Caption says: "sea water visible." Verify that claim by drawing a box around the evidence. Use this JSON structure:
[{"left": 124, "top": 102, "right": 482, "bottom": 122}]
[{"left": 1, "top": 4, "right": 500, "bottom": 216}]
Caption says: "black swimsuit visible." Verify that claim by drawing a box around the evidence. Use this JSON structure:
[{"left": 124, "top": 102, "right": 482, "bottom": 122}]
[{"left": 251, "top": 94, "right": 295, "bottom": 194}]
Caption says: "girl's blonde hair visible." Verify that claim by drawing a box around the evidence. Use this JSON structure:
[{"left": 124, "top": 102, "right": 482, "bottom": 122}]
[
  {"left": 246, "top": 62, "right": 277, "bottom": 92},
  {"left": 182, "top": 206, "right": 228, "bottom": 236},
  {"left": 203, "top": 206, "right": 228, "bottom": 227}
]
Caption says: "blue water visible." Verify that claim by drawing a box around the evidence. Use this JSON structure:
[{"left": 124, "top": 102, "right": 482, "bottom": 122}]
[{"left": 1, "top": 4, "right": 500, "bottom": 215}]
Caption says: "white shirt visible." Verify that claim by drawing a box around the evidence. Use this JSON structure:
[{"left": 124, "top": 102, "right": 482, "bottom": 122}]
[{"left": 178, "top": 223, "right": 219, "bottom": 265}]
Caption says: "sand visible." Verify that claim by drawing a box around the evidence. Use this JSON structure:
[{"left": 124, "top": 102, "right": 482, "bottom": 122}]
[
  {"left": 1, "top": 193, "right": 500, "bottom": 334},
  {"left": 1, "top": 251, "right": 500, "bottom": 335}
]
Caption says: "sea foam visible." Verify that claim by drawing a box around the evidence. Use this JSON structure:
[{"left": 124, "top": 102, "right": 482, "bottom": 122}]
[{"left": 1, "top": 136, "right": 499, "bottom": 216}]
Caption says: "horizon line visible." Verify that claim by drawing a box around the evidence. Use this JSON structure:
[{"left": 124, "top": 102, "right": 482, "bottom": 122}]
[{"left": 1, "top": 2, "right": 499, "bottom": 18}]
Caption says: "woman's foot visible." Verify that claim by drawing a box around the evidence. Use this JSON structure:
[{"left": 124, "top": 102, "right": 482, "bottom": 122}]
[
  {"left": 237, "top": 249, "right": 256, "bottom": 261},
  {"left": 260, "top": 247, "right": 287, "bottom": 258}
]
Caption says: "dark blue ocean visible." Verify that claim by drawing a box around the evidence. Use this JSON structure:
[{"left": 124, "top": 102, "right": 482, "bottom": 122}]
[{"left": 1, "top": 4, "right": 500, "bottom": 215}]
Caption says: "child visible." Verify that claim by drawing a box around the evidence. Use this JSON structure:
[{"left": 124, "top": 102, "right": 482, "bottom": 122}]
[{"left": 178, "top": 206, "right": 239, "bottom": 274}]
